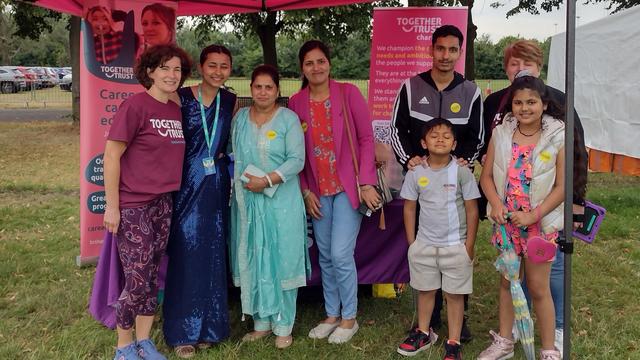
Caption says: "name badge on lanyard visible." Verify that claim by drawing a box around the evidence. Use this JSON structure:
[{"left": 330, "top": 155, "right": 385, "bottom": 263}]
[{"left": 199, "top": 85, "right": 221, "bottom": 176}]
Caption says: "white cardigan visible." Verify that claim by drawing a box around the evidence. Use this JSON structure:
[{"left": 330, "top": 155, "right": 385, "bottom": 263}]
[{"left": 488, "top": 113, "right": 565, "bottom": 233}]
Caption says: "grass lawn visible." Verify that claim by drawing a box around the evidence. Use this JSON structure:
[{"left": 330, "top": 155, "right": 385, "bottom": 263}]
[{"left": 0, "top": 121, "right": 638, "bottom": 359}]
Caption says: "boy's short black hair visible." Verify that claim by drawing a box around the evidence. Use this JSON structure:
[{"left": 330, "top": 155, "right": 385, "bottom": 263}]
[
  {"left": 432, "top": 25, "right": 464, "bottom": 47},
  {"left": 421, "top": 118, "right": 456, "bottom": 140}
]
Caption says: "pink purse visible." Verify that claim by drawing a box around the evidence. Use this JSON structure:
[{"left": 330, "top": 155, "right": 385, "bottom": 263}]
[
  {"left": 505, "top": 211, "right": 556, "bottom": 263},
  {"left": 526, "top": 235, "right": 557, "bottom": 263}
]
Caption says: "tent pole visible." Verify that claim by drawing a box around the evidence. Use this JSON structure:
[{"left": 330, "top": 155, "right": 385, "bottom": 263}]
[{"left": 562, "top": 0, "right": 577, "bottom": 358}]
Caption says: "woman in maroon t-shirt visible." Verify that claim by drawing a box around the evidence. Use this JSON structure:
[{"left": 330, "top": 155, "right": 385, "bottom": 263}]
[{"left": 102, "top": 44, "right": 191, "bottom": 360}]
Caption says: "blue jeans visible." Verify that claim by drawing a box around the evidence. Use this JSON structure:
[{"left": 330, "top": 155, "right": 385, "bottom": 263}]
[
  {"left": 550, "top": 247, "right": 565, "bottom": 328},
  {"left": 523, "top": 244, "right": 565, "bottom": 329},
  {"left": 312, "top": 192, "right": 362, "bottom": 319}
]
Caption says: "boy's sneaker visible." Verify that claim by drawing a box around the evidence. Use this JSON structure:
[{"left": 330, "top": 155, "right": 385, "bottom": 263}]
[
  {"left": 113, "top": 343, "right": 142, "bottom": 360},
  {"left": 540, "top": 348, "right": 562, "bottom": 360},
  {"left": 476, "top": 330, "right": 514, "bottom": 360},
  {"left": 554, "top": 328, "right": 564, "bottom": 358},
  {"left": 443, "top": 340, "right": 462, "bottom": 360},
  {"left": 137, "top": 339, "right": 167, "bottom": 360},
  {"left": 397, "top": 327, "right": 438, "bottom": 357}
]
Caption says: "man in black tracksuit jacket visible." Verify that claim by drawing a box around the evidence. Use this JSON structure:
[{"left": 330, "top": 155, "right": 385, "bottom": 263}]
[
  {"left": 390, "top": 25, "right": 483, "bottom": 343},
  {"left": 390, "top": 70, "right": 484, "bottom": 170}
]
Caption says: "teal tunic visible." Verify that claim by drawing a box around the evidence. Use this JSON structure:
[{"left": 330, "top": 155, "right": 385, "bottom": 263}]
[{"left": 230, "top": 107, "right": 310, "bottom": 320}]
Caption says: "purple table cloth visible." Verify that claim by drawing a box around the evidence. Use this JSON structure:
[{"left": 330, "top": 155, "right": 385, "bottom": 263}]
[{"left": 88, "top": 200, "right": 409, "bottom": 328}]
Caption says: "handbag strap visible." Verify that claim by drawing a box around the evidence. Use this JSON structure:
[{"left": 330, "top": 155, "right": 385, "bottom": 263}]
[
  {"left": 340, "top": 84, "right": 359, "bottom": 178},
  {"left": 340, "top": 84, "right": 361, "bottom": 200}
]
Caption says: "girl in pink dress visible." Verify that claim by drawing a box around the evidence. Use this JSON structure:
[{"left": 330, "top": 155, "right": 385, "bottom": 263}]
[{"left": 479, "top": 75, "right": 566, "bottom": 360}]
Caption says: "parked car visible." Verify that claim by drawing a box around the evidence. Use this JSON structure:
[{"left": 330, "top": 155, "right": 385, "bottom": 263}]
[
  {"left": 44, "top": 67, "right": 60, "bottom": 86},
  {"left": 30, "top": 67, "right": 57, "bottom": 87},
  {"left": 53, "top": 67, "right": 71, "bottom": 80},
  {"left": 0, "top": 66, "right": 27, "bottom": 93},
  {"left": 13, "top": 67, "right": 39, "bottom": 89},
  {"left": 59, "top": 73, "right": 72, "bottom": 91}
]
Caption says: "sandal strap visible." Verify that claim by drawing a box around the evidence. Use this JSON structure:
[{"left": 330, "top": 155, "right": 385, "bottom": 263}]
[{"left": 174, "top": 345, "right": 196, "bottom": 359}]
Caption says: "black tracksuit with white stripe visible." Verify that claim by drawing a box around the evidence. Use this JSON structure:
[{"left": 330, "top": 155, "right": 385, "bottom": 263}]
[{"left": 390, "top": 70, "right": 484, "bottom": 171}]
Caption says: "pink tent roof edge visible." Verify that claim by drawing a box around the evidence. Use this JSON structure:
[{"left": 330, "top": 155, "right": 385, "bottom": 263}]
[{"left": 33, "top": 0, "right": 374, "bottom": 17}]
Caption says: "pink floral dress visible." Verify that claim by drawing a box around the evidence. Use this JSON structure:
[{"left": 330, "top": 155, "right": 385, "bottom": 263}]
[{"left": 492, "top": 142, "right": 558, "bottom": 256}]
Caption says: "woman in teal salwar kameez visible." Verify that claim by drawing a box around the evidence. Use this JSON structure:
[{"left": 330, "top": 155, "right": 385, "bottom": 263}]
[{"left": 230, "top": 64, "right": 310, "bottom": 349}]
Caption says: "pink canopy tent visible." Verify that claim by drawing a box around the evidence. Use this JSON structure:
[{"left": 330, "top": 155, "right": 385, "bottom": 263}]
[
  {"left": 30, "top": 0, "right": 582, "bottom": 357},
  {"left": 33, "top": 0, "right": 373, "bottom": 16}
]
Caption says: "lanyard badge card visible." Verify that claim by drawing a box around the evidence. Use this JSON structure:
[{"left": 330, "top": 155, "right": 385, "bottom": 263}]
[{"left": 199, "top": 85, "right": 221, "bottom": 176}]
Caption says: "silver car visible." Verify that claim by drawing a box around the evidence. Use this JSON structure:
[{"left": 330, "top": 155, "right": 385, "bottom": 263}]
[{"left": 0, "top": 66, "right": 27, "bottom": 93}]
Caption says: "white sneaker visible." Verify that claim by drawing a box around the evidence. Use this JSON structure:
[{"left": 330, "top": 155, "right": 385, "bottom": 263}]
[
  {"left": 328, "top": 321, "right": 359, "bottom": 344},
  {"left": 308, "top": 321, "right": 340, "bottom": 339},
  {"left": 554, "top": 328, "right": 564, "bottom": 358}
]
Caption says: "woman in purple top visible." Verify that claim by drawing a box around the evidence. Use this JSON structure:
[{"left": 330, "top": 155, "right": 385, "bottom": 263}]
[
  {"left": 288, "top": 40, "right": 380, "bottom": 344},
  {"left": 102, "top": 44, "right": 191, "bottom": 360}
]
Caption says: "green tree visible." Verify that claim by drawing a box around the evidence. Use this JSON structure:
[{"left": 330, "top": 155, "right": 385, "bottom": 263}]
[
  {"left": 190, "top": 1, "right": 400, "bottom": 69},
  {"left": 3, "top": 0, "right": 80, "bottom": 124},
  {"left": 408, "top": 0, "right": 479, "bottom": 80},
  {"left": 490, "top": 0, "right": 638, "bottom": 17},
  {"left": 474, "top": 34, "right": 505, "bottom": 79}
]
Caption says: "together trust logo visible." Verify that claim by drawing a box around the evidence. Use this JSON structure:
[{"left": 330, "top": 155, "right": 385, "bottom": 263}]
[
  {"left": 396, "top": 16, "right": 443, "bottom": 34},
  {"left": 149, "top": 118, "right": 184, "bottom": 139},
  {"left": 99, "top": 65, "right": 136, "bottom": 80}
]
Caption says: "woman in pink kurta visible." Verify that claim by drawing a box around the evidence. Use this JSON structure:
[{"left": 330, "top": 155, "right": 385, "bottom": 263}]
[{"left": 288, "top": 40, "right": 380, "bottom": 344}]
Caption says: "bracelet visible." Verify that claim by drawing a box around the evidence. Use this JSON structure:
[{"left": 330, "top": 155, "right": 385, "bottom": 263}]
[
  {"left": 302, "top": 189, "right": 311, "bottom": 199},
  {"left": 265, "top": 174, "right": 274, "bottom": 188}
]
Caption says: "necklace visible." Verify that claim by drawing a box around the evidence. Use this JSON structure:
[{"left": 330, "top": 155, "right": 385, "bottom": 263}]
[{"left": 517, "top": 125, "right": 541, "bottom": 137}]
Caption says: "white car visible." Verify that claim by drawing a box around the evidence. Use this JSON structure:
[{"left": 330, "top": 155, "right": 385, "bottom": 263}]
[
  {"left": 60, "top": 73, "right": 72, "bottom": 91},
  {"left": 0, "top": 66, "right": 27, "bottom": 93}
]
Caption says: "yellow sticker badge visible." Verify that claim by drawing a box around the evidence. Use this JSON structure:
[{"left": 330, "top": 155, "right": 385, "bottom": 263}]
[
  {"left": 266, "top": 130, "right": 277, "bottom": 140},
  {"left": 418, "top": 176, "right": 430, "bottom": 188},
  {"left": 450, "top": 102, "right": 461, "bottom": 113},
  {"left": 301, "top": 122, "right": 308, "bottom": 133},
  {"left": 539, "top": 150, "right": 552, "bottom": 163}
]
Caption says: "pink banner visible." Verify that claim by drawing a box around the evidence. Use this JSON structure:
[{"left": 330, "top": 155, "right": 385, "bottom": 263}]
[
  {"left": 368, "top": 7, "right": 468, "bottom": 191},
  {"left": 79, "top": 0, "right": 177, "bottom": 265}
]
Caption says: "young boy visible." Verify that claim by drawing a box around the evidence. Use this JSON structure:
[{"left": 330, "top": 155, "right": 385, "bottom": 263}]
[{"left": 397, "top": 118, "right": 480, "bottom": 359}]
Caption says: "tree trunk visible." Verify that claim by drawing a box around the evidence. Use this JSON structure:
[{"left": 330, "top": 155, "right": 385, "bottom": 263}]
[
  {"left": 69, "top": 15, "right": 80, "bottom": 125},
  {"left": 461, "top": 0, "right": 477, "bottom": 80},
  {"left": 253, "top": 12, "right": 279, "bottom": 67}
]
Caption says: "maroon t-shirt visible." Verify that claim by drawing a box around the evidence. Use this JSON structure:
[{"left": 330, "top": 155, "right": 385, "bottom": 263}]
[{"left": 107, "top": 91, "right": 185, "bottom": 208}]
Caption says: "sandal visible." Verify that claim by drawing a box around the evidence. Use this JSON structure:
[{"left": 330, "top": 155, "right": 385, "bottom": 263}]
[
  {"left": 242, "top": 330, "right": 272, "bottom": 342},
  {"left": 174, "top": 345, "right": 196, "bottom": 359},
  {"left": 196, "top": 342, "right": 212, "bottom": 350},
  {"left": 275, "top": 335, "right": 293, "bottom": 349}
]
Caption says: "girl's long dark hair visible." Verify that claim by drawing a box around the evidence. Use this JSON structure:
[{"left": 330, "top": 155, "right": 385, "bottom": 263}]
[
  {"left": 298, "top": 40, "right": 331, "bottom": 89},
  {"left": 504, "top": 75, "right": 565, "bottom": 121}
]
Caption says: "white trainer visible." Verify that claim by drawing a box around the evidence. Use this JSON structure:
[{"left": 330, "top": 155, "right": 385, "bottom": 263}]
[
  {"left": 308, "top": 321, "right": 340, "bottom": 339},
  {"left": 328, "top": 321, "right": 359, "bottom": 344},
  {"left": 554, "top": 328, "right": 564, "bottom": 358}
]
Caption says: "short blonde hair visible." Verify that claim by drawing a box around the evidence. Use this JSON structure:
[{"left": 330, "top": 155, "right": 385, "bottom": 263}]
[{"left": 503, "top": 40, "right": 543, "bottom": 70}]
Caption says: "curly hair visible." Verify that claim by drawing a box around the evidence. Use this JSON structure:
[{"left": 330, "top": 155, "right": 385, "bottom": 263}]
[{"left": 135, "top": 44, "right": 192, "bottom": 89}]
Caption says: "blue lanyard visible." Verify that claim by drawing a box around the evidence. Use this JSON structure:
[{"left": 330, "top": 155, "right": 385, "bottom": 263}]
[{"left": 198, "top": 85, "right": 221, "bottom": 157}]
